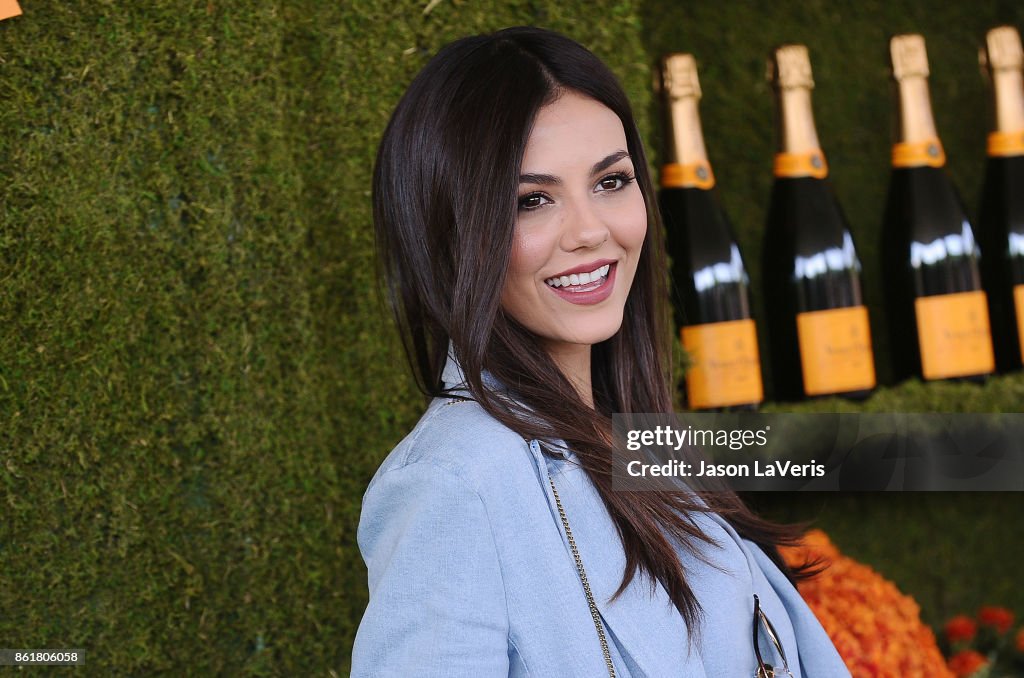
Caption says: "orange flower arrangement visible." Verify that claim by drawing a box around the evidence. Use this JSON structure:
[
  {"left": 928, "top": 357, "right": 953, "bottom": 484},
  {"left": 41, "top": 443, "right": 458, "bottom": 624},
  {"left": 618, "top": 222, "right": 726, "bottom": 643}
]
[
  {"left": 947, "top": 650, "right": 988, "bottom": 677},
  {"left": 940, "top": 605, "right": 1024, "bottom": 676},
  {"left": 945, "top": 615, "right": 977, "bottom": 644},
  {"left": 978, "top": 606, "right": 1015, "bottom": 635},
  {"left": 779, "top": 529, "right": 953, "bottom": 677}
]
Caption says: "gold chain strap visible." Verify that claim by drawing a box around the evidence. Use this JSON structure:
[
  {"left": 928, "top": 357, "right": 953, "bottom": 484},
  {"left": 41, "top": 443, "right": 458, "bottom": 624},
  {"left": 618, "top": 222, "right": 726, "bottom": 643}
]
[{"left": 547, "top": 472, "right": 617, "bottom": 678}]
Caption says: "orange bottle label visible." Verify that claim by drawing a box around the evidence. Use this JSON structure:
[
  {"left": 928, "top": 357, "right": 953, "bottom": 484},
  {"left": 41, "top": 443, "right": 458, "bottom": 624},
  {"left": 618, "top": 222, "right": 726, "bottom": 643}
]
[
  {"left": 914, "top": 291, "right": 995, "bottom": 380},
  {"left": 681, "top": 319, "right": 763, "bottom": 409},
  {"left": 661, "top": 162, "right": 715, "bottom": 189},
  {"left": 892, "top": 138, "right": 946, "bottom": 168},
  {"left": 796, "top": 305, "right": 876, "bottom": 396},
  {"left": 987, "top": 131, "right": 1024, "bottom": 158},
  {"left": 773, "top": 151, "right": 828, "bottom": 179},
  {"left": 0, "top": 0, "right": 21, "bottom": 21},
  {"left": 1016, "top": 284, "right": 1024, "bottom": 362}
]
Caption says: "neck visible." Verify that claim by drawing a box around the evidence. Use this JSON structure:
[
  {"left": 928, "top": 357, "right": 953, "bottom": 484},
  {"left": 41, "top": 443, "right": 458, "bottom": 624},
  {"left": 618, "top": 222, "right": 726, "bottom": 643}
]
[
  {"left": 778, "top": 87, "right": 821, "bottom": 153},
  {"left": 896, "top": 75, "right": 938, "bottom": 142},
  {"left": 546, "top": 342, "right": 594, "bottom": 409},
  {"left": 993, "top": 68, "right": 1024, "bottom": 132},
  {"left": 665, "top": 95, "right": 708, "bottom": 165}
]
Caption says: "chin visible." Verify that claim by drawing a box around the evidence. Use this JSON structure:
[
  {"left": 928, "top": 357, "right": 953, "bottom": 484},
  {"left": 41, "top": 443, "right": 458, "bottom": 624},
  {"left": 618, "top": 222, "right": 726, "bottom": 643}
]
[{"left": 560, "top": 316, "right": 625, "bottom": 346}]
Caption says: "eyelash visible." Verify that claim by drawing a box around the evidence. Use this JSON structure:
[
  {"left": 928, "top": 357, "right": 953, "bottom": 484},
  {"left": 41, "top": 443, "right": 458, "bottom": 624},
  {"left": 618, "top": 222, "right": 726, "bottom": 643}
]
[{"left": 517, "top": 171, "right": 636, "bottom": 212}]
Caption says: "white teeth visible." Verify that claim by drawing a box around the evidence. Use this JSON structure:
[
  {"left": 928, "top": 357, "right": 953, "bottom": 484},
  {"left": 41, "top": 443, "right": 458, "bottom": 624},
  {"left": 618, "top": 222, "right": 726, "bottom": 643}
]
[{"left": 545, "top": 263, "right": 611, "bottom": 288}]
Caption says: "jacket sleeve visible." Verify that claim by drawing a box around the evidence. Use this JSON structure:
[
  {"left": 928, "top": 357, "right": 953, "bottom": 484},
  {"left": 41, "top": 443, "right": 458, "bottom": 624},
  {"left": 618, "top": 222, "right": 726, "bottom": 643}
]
[{"left": 350, "top": 460, "right": 510, "bottom": 677}]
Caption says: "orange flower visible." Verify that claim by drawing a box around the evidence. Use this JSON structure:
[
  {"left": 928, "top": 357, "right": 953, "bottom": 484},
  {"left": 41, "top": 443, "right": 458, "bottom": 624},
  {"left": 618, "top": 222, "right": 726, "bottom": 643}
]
[
  {"left": 944, "top": 615, "right": 977, "bottom": 644},
  {"left": 780, "top": 529, "right": 954, "bottom": 677},
  {"left": 1015, "top": 626, "right": 1024, "bottom": 653},
  {"left": 947, "top": 649, "right": 988, "bottom": 677},
  {"left": 977, "top": 605, "right": 1014, "bottom": 634}
]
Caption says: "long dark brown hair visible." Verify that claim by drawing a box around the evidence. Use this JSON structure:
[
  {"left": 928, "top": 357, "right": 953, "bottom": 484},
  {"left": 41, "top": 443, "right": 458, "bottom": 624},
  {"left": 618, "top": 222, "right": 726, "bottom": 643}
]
[{"left": 373, "top": 26, "right": 812, "bottom": 632}]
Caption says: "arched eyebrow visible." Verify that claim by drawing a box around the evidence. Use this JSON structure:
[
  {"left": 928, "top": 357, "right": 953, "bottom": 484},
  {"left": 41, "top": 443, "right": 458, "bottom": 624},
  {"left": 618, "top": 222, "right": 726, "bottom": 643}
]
[{"left": 518, "top": 150, "right": 631, "bottom": 186}]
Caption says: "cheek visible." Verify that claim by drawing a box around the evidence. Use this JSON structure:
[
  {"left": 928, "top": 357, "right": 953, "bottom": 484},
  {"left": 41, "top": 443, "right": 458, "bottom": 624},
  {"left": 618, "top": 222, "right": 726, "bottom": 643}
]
[
  {"left": 502, "top": 224, "right": 553, "bottom": 308},
  {"left": 507, "top": 223, "right": 556, "bottom": 285},
  {"left": 615, "top": 191, "right": 649, "bottom": 251}
]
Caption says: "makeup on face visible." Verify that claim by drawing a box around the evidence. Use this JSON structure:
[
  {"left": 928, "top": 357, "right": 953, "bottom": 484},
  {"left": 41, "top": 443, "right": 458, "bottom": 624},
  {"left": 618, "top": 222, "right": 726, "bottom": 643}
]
[{"left": 500, "top": 90, "right": 648, "bottom": 356}]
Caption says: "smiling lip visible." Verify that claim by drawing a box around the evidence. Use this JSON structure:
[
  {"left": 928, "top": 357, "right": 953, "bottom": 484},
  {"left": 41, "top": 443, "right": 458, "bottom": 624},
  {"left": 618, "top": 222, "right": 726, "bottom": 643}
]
[
  {"left": 546, "top": 262, "right": 617, "bottom": 305},
  {"left": 550, "top": 258, "right": 617, "bottom": 279}
]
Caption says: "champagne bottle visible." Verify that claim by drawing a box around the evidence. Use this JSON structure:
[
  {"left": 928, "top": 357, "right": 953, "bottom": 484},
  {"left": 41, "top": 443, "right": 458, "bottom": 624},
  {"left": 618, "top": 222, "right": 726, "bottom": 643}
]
[
  {"left": 762, "top": 45, "right": 876, "bottom": 401},
  {"left": 882, "top": 34, "right": 995, "bottom": 383},
  {"left": 657, "top": 54, "right": 764, "bottom": 410},
  {"left": 979, "top": 26, "right": 1024, "bottom": 373}
]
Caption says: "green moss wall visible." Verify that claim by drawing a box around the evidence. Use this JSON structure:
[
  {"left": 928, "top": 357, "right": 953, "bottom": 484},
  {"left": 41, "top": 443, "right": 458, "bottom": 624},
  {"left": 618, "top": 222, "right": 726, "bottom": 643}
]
[{"left": 0, "top": 1, "right": 1021, "bottom": 674}]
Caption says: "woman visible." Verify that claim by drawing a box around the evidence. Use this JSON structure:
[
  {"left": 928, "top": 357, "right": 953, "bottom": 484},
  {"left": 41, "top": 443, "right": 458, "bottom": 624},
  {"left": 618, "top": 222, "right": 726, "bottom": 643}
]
[{"left": 352, "top": 26, "right": 849, "bottom": 677}]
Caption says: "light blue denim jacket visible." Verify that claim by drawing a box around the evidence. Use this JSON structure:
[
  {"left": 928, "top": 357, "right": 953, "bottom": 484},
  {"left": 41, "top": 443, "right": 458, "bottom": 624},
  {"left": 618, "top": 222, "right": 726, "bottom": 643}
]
[{"left": 351, "top": 353, "right": 851, "bottom": 677}]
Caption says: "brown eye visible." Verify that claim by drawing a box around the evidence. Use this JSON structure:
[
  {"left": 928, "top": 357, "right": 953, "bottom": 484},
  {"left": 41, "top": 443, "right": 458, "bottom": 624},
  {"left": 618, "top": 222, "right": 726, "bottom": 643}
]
[
  {"left": 518, "top": 193, "right": 550, "bottom": 211},
  {"left": 596, "top": 172, "right": 635, "bottom": 192}
]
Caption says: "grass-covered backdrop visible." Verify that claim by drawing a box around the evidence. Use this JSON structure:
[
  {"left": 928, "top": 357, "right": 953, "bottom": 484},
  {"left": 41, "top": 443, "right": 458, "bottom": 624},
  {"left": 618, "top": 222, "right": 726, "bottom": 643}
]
[{"left": 0, "top": 0, "right": 1021, "bottom": 674}]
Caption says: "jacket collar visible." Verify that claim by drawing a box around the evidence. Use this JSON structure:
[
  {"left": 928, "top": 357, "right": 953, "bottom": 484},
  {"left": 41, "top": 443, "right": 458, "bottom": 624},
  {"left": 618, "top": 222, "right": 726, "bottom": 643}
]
[
  {"left": 441, "top": 343, "right": 505, "bottom": 393},
  {"left": 441, "top": 345, "right": 573, "bottom": 459}
]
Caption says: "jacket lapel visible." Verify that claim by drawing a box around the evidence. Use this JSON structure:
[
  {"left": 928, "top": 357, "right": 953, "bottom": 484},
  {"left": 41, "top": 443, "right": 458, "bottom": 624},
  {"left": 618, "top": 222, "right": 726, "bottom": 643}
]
[{"left": 527, "top": 440, "right": 708, "bottom": 678}]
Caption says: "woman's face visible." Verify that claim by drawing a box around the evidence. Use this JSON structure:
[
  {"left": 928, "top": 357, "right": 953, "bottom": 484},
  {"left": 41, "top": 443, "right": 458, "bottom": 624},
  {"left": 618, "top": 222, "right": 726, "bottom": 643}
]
[{"left": 501, "top": 90, "right": 648, "bottom": 354}]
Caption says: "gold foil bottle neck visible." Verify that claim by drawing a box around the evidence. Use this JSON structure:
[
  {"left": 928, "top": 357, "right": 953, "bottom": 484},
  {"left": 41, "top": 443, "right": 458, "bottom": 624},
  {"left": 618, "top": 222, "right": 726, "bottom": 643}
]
[
  {"left": 891, "top": 34, "right": 929, "bottom": 80},
  {"left": 770, "top": 44, "right": 814, "bottom": 89},
  {"left": 982, "top": 25, "right": 1024, "bottom": 137},
  {"left": 985, "top": 26, "right": 1023, "bottom": 71},
  {"left": 661, "top": 53, "right": 701, "bottom": 100}
]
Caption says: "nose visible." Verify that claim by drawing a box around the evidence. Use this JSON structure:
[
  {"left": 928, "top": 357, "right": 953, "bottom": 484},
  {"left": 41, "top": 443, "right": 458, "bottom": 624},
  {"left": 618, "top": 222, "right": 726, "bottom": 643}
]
[{"left": 559, "top": 198, "right": 609, "bottom": 251}]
